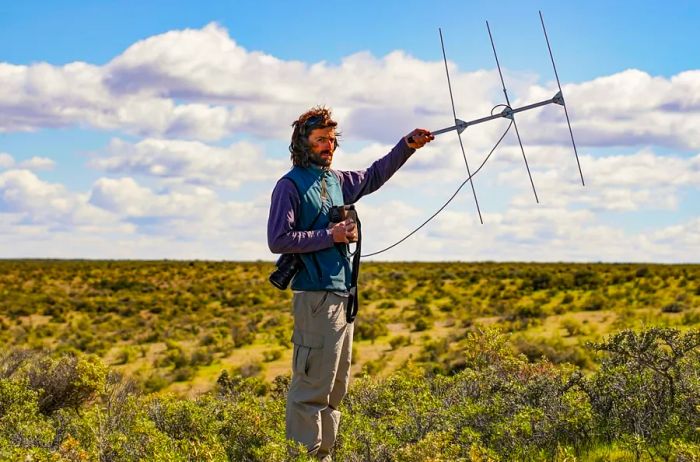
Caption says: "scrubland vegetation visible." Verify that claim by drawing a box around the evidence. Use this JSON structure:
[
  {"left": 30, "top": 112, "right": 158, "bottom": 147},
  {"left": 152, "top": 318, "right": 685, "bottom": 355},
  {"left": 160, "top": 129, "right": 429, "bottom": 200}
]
[{"left": 1, "top": 260, "right": 699, "bottom": 460}]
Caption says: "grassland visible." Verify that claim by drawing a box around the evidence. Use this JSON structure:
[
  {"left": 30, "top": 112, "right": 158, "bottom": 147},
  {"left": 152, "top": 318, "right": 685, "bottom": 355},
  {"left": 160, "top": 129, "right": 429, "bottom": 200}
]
[
  {"left": 1, "top": 259, "right": 699, "bottom": 460},
  {"left": 1, "top": 260, "right": 698, "bottom": 395}
]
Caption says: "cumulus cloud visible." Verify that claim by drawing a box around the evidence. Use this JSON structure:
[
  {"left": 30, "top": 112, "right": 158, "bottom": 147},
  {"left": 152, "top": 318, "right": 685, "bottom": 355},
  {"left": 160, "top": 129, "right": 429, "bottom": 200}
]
[
  {"left": 1, "top": 23, "right": 699, "bottom": 262},
  {"left": 0, "top": 153, "right": 56, "bottom": 171},
  {"left": 651, "top": 217, "right": 700, "bottom": 252},
  {"left": 358, "top": 196, "right": 695, "bottom": 263},
  {"left": 0, "top": 153, "right": 13, "bottom": 169},
  {"left": 90, "top": 138, "right": 286, "bottom": 188},
  {"left": 19, "top": 156, "right": 55, "bottom": 170},
  {"left": 1, "top": 22, "right": 698, "bottom": 150},
  {"left": 519, "top": 69, "right": 700, "bottom": 150},
  {"left": 0, "top": 169, "right": 119, "bottom": 229},
  {"left": 89, "top": 177, "right": 219, "bottom": 218},
  {"left": 0, "top": 167, "right": 270, "bottom": 258},
  {"left": 498, "top": 150, "right": 700, "bottom": 213}
]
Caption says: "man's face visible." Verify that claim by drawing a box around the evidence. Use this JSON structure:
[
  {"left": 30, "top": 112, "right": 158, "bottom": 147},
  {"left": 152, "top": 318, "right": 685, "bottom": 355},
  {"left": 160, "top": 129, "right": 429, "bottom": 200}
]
[{"left": 307, "top": 127, "right": 336, "bottom": 167}]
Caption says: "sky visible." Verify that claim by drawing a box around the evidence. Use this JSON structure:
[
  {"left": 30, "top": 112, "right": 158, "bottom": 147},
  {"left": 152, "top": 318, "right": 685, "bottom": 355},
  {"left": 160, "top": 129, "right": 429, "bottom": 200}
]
[{"left": 1, "top": 0, "right": 699, "bottom": 262}]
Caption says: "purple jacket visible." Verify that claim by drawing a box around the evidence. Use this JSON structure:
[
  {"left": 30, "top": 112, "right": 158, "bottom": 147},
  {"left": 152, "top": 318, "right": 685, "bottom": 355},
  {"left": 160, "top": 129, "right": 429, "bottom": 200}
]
[{"left": 267, "top": 139, "right": 415, "bottom": 254}]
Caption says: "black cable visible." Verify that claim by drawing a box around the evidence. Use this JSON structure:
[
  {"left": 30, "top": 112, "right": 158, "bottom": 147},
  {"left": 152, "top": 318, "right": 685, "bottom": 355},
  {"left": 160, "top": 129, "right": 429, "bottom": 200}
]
[{"left": 361, "top": 115, "right": 514, "bottom": 258}]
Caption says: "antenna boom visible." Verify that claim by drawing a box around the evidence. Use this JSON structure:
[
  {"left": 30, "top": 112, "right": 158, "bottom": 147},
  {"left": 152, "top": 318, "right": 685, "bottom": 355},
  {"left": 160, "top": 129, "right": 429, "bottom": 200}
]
[{"left": 431, "top": 92, "right": 564, "bottom": 136}]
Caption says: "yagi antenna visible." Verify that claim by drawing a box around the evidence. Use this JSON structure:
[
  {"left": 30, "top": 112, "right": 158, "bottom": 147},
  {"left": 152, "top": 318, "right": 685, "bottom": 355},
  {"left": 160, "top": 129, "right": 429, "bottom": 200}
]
[
  {"left": 362, "top": 11, "right": 584, "bottom": 257},
  {"left": 431, "top": 11, "right": 585, "bottom": 219}
]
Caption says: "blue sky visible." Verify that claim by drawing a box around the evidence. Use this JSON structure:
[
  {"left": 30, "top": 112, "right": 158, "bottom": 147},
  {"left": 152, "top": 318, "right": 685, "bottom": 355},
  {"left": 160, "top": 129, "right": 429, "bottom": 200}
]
[
  {"left": 2, "top": 1, "right": 698, "bottom": 78},
  {"left": 1, "top": 1, "right": 699, "bottom": 261}
]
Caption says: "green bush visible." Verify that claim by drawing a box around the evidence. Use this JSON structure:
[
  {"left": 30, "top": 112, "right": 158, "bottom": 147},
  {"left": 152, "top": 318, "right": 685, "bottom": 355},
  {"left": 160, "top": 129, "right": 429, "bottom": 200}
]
[
  {"left": 355, "top": 314, "right": 389, "bottom": 342},
  {"left": 662, "top": 301, "right": 686, "bottom": 313},
  {"left": 413, "top": 317, "right": 432, "bottom": 332},
  {"left": 389, "top": 335, "right": 410, "bottom": 350},
  {"left": 18, "top": 352, "right": 108, "bottom": 415},
  {"left": 583, "top": 328, "right": 700, "bottom": 458},
  {"left": 0, "top": 378, "right": 54, "bottom": 452}
]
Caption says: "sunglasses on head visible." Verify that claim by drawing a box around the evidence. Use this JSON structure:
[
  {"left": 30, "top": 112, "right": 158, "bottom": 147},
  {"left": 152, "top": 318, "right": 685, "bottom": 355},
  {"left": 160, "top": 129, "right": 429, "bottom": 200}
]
[{"left": 301, "top": 115, "right": 325, "bottom": 132}]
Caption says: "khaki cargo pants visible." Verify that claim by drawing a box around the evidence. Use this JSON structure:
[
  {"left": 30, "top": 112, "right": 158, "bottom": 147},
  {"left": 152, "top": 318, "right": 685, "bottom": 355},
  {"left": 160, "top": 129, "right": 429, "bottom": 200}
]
[{"left": 286, "top": 291, "right": 354, "bottom": 460}]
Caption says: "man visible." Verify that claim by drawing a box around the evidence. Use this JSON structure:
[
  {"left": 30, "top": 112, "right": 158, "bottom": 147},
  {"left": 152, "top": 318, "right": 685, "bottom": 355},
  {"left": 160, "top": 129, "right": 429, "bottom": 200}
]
[{"left": 267, "top": 106, "right": 433, "bottom": 460}]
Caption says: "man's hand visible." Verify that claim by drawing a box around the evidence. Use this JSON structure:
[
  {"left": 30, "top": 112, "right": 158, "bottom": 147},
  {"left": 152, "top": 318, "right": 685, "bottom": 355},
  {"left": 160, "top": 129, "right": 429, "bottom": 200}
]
[
  {"left": 405, "top": 128, "right": 434, "bottom": 150},
  {"left": 331, "top": 219, "right": 358, "bottom": 244}
]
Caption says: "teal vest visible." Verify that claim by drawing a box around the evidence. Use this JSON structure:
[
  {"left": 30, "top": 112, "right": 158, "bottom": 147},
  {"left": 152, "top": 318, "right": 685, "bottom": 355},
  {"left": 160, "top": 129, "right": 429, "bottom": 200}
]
[{"left": 284, "top": 166, "right": 351, "bottom": 292}]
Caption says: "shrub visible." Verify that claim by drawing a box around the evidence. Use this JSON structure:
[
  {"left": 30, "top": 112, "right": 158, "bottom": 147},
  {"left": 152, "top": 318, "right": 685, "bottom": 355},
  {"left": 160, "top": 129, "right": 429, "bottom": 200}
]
[
  {"left": 561, "top": 317, "right": 584, "bottom": 337},
  {"left": 582, "top": 294, "right": 605, "bottom": 311},
  {"left": 682, "top": 311, "right": 700, "bottom": 326},
  {"left": 142, "top": 371, "right": 171, "bottom": 393},
  {"left": 231, "top": 321, "right": 256, "bottom": 348},
  {"left": 263, "top": 349, "right": 283, "bottom": 362},
  {"left": 574, "top": 269, "right": 602, "bottom": 289},
  {"left": 561, "top": 293, "right": 575, "bottom": 304},
  {"left": 172, "top": 366, "right": 195, "bottom": 382},
  {"left": 24, "top": 353, "right": 108, "bottom": 415},
  {"left": 355, "top": 315, "right": 389, "bottom": 343},
  {"left": 513, "top": 336, "right": 592, "bottom": 368},
  {"left": 0, "top": 378, "right": 54, "bottom": 450},
  {"left": 662, "top": 302, "right": 686, "bottom": 313},
  {"left": 583, "top": 328, "right": 700, "bottom": 457},
  {"left": 389, "top": 335, "right": 410, "bottom": 350},
  {"left": 413, "top": 317, "right": 431, "bottom": 332},
  {"left": 146, "top": 395, "right": 226, "bottom": 458}
]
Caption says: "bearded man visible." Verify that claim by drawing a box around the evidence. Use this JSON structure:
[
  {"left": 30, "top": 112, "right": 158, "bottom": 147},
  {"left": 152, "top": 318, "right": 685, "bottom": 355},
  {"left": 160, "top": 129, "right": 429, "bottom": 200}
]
[{"left": 267, "top": 106, "right": 432, "bottom": 460}]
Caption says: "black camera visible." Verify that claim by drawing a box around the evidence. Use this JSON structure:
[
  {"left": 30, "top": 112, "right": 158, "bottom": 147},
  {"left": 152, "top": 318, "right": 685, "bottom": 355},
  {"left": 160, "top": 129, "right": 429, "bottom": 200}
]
[
  {"left": 269, "top": 253, "right": 303, "bottom": 290},
  {"left": 328, "top": 205, "right": 344, "bottom": 224}
]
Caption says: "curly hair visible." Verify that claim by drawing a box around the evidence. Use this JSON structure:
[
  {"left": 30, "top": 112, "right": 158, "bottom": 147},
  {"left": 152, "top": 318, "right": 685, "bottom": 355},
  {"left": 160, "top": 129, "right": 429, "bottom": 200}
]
[{"left": 289, "top": 106, "right": 341, "bottom": 167}]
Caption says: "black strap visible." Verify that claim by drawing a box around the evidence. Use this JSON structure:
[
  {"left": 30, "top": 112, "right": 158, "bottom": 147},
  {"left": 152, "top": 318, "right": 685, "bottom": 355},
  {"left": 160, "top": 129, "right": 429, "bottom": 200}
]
[{"left": 345, "top": 206, "right": 361, "bottom": 323}]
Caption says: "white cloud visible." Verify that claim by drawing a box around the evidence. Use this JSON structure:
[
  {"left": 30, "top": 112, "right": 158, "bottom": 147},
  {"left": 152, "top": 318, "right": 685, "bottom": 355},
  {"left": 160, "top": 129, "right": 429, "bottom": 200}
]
[
  {"left": 18, "top": 156, "right": 55, "bottom": 171},
  {"left": 650, "top": 217, "right": 700, "bottom": 255},
  {"left": 0, "top": 154, "right": 55, "bottom": 172},
  {"left": 0, "top": 22, "right": 696, "bottom": 151},
  {"left": 493, "top": 149, "right": 700, "bottom": 213},
  {"left": 89, "top": 177, "right": 217, "bottom": 217},
  {"left": 0, "top": 169, "right": 270, "bottom": 258},
  {"left": 0, "top": 153, "right": 14, "bottom": 169},
  {"left": 1, "top": 24, "right": 699, "bottom": 262},
  {"left": 85, "top": 176, "right": 270, "bottom": 242},
  {"left": 90, "top": 138, "right": 286, "bottom": 188},
  {"left": 520, "top": 69, "right": 700, "bottom": 150},
  {"left": 0, "top": 169, "right": 119, "bottom": 229}
]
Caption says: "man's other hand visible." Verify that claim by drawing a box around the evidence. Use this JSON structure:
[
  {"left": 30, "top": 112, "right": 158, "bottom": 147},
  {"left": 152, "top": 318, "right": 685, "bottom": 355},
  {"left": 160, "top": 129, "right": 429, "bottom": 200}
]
[
  {"left": 405, "top": 129, "right": 434, "bottom": 149},
  {"left": 331, "top": 219, "right": 357, "bottom": 243}
]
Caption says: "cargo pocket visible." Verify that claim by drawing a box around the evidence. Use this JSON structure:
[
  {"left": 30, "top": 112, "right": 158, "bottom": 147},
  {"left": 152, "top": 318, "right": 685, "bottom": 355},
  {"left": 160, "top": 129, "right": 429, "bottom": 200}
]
[{"left": 291, "top": 330, "right": 324, "bottom": 379}]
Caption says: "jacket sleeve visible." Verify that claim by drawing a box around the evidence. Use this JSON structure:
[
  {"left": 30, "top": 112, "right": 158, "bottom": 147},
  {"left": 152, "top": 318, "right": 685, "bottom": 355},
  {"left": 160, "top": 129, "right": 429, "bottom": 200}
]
[
  {"left": 267, "top": 178, "right": 335, "bottom": 254},
  {"left": 336, "top": 138, "right": 415, "bottom": 204}
]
